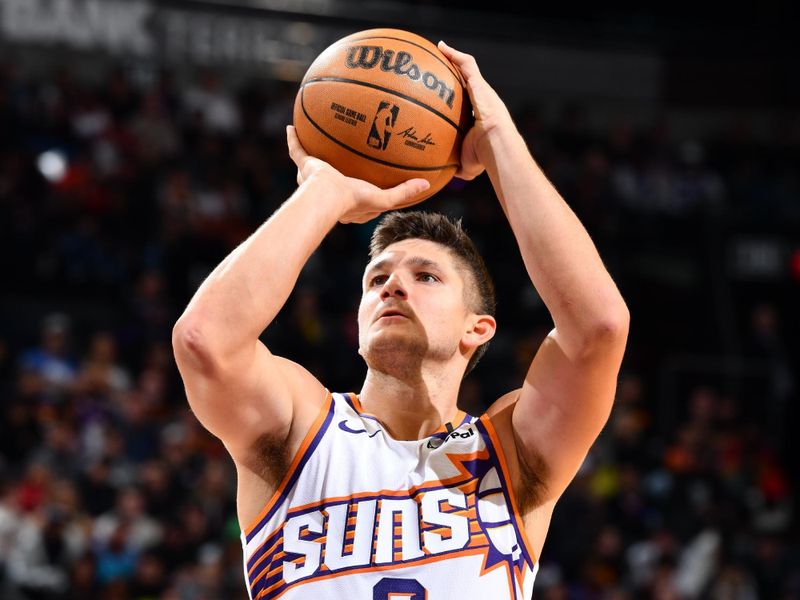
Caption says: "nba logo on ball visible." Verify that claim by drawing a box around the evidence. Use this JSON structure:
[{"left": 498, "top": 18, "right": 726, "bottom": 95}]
[{"left": 367, "top": 101, "right": 399, "bottom": 150}]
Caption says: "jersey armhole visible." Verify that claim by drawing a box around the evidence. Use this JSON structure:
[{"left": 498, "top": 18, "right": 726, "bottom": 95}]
[
  {"left": 478, "top": 413, "right": 538, "bottom": 568},
  {"left": 242, "top": 389, "right": 335, "bottom": 542}
]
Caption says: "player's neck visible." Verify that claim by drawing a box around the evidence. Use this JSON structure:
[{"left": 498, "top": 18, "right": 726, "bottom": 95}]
[{"left": 358, "top": 365, "right": 462, "bottom": 441}]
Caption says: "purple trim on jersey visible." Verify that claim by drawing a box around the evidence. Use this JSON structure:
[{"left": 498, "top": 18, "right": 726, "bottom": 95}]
[
  {"left": 343, "top": 393, "right": 359, "bottom": 413},
  {"left": 477, "top": 487, "right": 502, "bottom": 499},
  {"left": 246, "top": 527, "right": 282, "bottom": 573},
  {"left": 459, "top": 412, "right": 476, "bottom": 427},
  {"left": 245, "top": 397, "right": 336, "bottom": 544},
  {"left": 345, "top": 395, "right": 475, "bottom": 432},
  {"left": 257, "top": 537, "right": 497, "bottom": 599},
  {"left": 473, "top": 419, "right": 535, "bottom": 572}
]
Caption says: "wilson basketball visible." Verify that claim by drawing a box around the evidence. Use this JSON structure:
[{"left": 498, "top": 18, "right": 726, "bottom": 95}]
[{"left": 293, "top": 29, "right": 471, "bottom": 202}]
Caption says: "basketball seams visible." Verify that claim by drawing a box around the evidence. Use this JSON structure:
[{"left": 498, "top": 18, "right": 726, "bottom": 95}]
[
  {"left": 303, "top": 77, "right": 463, "bottom": 134},
  {"left": 299, "top": 85, "right": 459, "bottom": 173},
  {"left": 337, "top": 34, "right": 462, "bottom": 84}
]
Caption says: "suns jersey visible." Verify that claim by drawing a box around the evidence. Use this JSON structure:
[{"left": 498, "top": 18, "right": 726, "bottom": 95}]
[{"left": 240, "top": 391, "right": 539, "bottom": 600}]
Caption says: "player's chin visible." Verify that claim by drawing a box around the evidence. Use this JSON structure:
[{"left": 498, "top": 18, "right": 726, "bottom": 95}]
[{"left": 363, "top": 333, "right": 426, "bottom": 362}]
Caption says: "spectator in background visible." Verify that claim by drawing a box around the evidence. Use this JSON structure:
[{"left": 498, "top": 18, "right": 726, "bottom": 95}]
[
  {"left": 182, "top": 70, "right": 241, "bottom": 135},
  {"left": 93, "top": 487, "right": 162, "bottom": 555},
  {"left": 19, "top": 313, "right": 78, "bottom": 400}
]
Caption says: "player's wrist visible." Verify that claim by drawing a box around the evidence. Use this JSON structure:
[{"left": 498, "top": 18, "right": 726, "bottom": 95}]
[
  {"left": 475, "top": 117, "right": 525, "bottom": 164},
  {"left": 300, "top": 172, "right": 357, "bottom": 219}
]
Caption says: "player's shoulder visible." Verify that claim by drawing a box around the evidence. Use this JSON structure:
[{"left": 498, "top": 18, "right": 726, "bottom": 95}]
[{"left": 483, "top": 388, "right": 522, "bottom": 420}]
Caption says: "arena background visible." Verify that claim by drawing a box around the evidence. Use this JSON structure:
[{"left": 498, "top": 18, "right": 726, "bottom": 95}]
[{"left": 0, "top": 1, "right": 798, "bottom": 598}]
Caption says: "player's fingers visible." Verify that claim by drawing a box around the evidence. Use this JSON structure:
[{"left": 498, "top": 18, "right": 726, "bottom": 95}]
[
  {"left": 340, "top": 211, "right": 380, "bottom": 225},
  {"left": 454, "top": 164, "right": 484, "bottom": 181},
  {"left": 286, "top": 125, "right": 308, "bottom": 166},
  {"left": 379, "top": 178, "right": 430, "bottom": 208},
  {"left": 438, "top": 41, "right": 482, "bottom": 83}
]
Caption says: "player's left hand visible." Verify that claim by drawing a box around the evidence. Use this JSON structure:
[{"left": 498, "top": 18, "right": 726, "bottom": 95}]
[
  {"left": 437, "top": 41, "right": 516, "bottom": 181},
  {"left": 286, "top": 125, "right": 430, "bottom": 224}
]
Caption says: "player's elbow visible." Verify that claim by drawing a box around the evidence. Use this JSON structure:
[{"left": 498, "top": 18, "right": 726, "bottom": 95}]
[
  {"left": 597, "top": 304, "right": 630, "bottom": 340},
  {"left": 582, "top": 305, "right": 630, "bottom": 356},
  {"left": 172, "top": 318, "right": 220, "bottom": 375}
]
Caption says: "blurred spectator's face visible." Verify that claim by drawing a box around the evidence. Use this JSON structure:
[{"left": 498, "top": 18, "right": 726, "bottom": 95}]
[
  {"left": 136, "top": 553, "right": 165, "bottom": 585},
  {"left": 43, "top": 328, "right": 67, "bottom": 355},
  {"left": 752, "top": 303, "right": 777, "bottom": 336},
  {"left": 118, "top": 489, "right": 145, "bottom": 518},
  {"left": 90, "top": 332, "right": 117, "bottom": 363}
]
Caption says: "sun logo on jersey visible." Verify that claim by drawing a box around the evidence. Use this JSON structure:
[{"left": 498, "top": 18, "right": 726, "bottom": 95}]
[{"left": 475, "top": 466, "right": 524, "bottom": 566}]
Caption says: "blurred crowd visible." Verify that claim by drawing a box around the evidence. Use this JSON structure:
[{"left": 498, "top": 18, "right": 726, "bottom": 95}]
[{"left": 0, "top": 59, "right": 798, "bottom": 599}]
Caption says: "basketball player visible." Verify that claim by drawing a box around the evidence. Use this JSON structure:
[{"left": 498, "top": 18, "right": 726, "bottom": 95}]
[{"left": 173, "top": 42, "right": 629, "bottom": 599}]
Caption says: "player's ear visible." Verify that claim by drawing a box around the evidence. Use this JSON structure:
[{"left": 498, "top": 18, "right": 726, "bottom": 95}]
[{"left": 461, "top": 314, "right": 496, "bottom": 351}]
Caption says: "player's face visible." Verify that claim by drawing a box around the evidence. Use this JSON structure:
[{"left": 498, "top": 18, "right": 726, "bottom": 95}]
[{"left": 357, "top": 239, "right": 474, "bottom": 371}]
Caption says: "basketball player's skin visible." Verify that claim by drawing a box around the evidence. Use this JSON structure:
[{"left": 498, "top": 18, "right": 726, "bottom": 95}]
[{"left": 173, "top": 42, "right": 629, "bottom": 565}]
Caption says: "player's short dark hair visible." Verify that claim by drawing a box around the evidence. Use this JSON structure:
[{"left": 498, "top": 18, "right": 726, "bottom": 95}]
[{"left": 369, "top": 211, "right": 496, "bottom": 375}]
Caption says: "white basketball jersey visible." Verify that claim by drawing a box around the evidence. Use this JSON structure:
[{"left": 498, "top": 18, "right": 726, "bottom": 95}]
[{"left": 240, "top": 392, "right": 539, "bottom": 599}]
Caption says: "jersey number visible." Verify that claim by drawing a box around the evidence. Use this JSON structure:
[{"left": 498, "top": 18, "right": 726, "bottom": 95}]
[{"left": 373, "top": 577, "right": 427, "bottom": 599}]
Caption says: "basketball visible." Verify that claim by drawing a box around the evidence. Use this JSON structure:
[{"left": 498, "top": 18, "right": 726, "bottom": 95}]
[{"left": 293, "top": 28, "right": 472, "bottom": 202}]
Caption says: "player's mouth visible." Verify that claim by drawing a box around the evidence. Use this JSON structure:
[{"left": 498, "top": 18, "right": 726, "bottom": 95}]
[{"left": 375, "top": 307, "right": 410, "bottom": 322}]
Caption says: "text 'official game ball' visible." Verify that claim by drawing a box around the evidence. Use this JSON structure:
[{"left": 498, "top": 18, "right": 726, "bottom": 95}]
[{"left": 293, "top": 28, "right": 472, "bottom": 202}]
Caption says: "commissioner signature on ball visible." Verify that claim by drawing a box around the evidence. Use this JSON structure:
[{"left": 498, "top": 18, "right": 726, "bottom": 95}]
[{"left": 398, "top": 127, "right": 435, "bottom": 146}]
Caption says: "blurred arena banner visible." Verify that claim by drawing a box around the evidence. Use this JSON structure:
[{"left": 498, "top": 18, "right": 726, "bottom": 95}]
[
  {"left": 0, "top": 0, "right": 327, "bottom": 80},
  {"left": 0, "top": 0, "right": 661, "bottom": 103}
]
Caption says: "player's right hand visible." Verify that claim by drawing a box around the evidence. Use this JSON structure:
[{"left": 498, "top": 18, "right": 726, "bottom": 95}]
[
  {"left": 286, "top": 125, "right": 430, "bottom": 224},
  {"left": 437, "top": 41, "right": 515, "bottom": 181}
]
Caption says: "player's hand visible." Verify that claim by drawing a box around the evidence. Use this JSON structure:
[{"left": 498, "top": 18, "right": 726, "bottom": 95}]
[
  {"left": 286, "top": 125, "right": 430, "bottom": 224},
  {"left": 437, "top": 41, "right": 515, "bottom": 181}
]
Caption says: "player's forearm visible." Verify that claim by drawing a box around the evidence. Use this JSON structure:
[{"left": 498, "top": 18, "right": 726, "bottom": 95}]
[
  {"left": 174, "top": 176, "right": 346, "bottom": 359},
  {"left": 481, "top": 127, "right": 629, "bottom": 356}
]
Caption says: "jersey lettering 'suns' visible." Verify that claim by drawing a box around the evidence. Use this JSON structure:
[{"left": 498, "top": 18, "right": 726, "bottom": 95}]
[
  {"left": 345, "top": 45, "right": 456, "bottom": 109},
  {"left": 282, "top": 489, "right": 470, "bottom": 584}
]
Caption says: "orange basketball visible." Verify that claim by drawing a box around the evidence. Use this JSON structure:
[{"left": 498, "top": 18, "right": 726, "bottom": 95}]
[{"left": 293, "top": 28, "right": 471, "bottom": 202}]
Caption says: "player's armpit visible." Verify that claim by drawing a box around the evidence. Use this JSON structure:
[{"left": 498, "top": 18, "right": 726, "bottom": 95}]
[
  {"left": 511, "top": 324, "right": 628, "bottom": 504},
  {"left": 485, "top": 391, "right": 549, "bottom": 513}
]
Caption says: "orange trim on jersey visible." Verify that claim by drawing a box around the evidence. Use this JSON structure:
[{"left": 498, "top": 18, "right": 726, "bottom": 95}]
[
  {"left": 347, "top": 392, "right": 364, "bottom": 413},
  {"left": 247, "top": 536, "right": 282, "bottom": 577},
  {"left": 348, "top": 394, "right": 468, "bottom": 437},
  {"left": 477, "top": 551, "right": 513, "bottom": 590},
  {"left": 243, "top": 390, "right": 334, "bottom": 538},
  {"left": 256, "top": 545, "right": 494, "bottom": 600},
  {"left": 433, "top": 409, "right": 466, "bottom": 434},
  {"left": 479, "top": 413, "right": 538, "bottom": 567}
]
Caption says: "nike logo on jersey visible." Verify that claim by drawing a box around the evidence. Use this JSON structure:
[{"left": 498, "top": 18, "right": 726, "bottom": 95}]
[{"left": 337, "top": 419, "right": 382, "bottom": 437}]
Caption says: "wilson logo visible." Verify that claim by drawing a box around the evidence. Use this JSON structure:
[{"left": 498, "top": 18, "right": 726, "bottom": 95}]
[
  {"left": 345, "top": 45, "right": 456, "bottom": 109},
  {"left": 367, "top": 101, "right": 399, "bottom": 150}
]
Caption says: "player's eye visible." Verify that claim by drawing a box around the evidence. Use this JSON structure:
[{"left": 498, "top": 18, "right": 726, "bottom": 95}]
[
  {"left": 369, "top": 274, "right": 388, "bottom": 287},
  {"left": 417, "top": 272, "right": 439, "bottom": 283}
]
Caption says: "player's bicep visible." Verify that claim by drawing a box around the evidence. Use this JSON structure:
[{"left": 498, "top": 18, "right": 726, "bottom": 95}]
[
  {"left": 174, "top": 337, "right": 320, "bottom": 458},
  {"left": 512, "top": 327, "right": 627, "bottom": 502}
]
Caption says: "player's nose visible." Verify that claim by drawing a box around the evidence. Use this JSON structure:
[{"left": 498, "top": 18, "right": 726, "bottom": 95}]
[{"left": 380, "top": 273, "right": 407, "bottom": 299}]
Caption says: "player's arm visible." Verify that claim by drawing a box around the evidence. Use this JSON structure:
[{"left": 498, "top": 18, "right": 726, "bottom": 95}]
[
  {"left": 439, "top": 43, "right": 629, "bottom": 506},
  {"left": 172, "top": 127, "right": 430, "bottom": 463}
]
